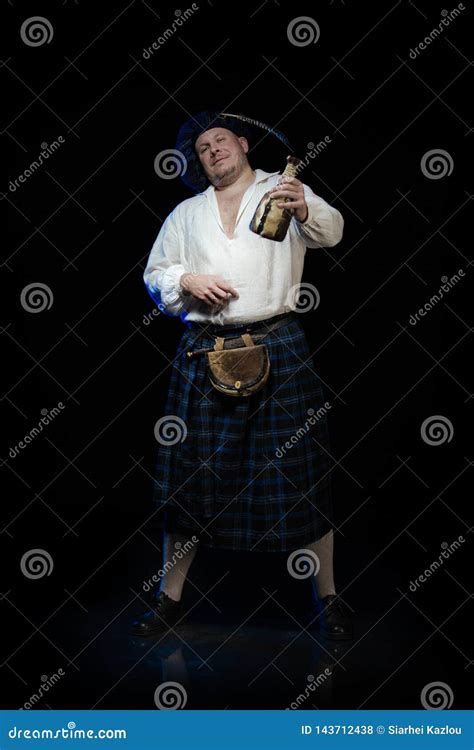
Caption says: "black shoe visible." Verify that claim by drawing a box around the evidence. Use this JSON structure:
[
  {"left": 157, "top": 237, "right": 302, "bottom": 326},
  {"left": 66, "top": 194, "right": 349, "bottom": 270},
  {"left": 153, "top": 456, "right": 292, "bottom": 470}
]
[
  {"left": 143, "top": 583, "right": 160, "bottom": 604},
  {"left": 316, "top": 595, "right": 353, "bottom": 640},
  {"left": 131, "top": 591, "right": 183, "bottom": 637}
]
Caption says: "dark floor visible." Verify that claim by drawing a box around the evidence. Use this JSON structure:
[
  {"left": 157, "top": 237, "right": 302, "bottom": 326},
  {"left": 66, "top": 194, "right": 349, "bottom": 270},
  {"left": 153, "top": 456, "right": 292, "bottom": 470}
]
[{"left": 4, "top": 535, "right": 471, "bottom": 711}]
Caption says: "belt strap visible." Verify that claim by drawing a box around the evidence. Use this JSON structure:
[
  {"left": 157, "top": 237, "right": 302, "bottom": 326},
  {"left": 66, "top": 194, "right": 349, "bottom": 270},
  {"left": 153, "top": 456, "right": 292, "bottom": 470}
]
[
  {"left": 186, "top": 313, "right": 296, "bottom": 359},
  {"left": 189, "top": 311, "right": 295, "bottom": 336}
]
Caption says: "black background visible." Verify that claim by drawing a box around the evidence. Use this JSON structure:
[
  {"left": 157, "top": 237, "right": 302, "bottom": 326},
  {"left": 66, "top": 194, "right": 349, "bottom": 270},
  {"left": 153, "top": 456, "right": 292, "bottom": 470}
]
[{"left": 3, "top": 0, "right": 472, "bottom": 711}]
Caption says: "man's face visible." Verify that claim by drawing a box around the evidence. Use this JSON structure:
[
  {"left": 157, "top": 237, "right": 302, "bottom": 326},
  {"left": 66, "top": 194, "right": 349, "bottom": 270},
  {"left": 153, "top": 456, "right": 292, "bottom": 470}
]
[{"left": 194, "top": 127, "right": 249, "bottom": 187}]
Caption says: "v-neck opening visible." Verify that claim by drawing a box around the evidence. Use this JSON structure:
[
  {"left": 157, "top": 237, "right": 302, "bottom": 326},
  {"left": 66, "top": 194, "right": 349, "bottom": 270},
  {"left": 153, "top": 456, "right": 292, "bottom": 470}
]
[{"left": 210, "top": 173, "right": 258, "bottom": 239}]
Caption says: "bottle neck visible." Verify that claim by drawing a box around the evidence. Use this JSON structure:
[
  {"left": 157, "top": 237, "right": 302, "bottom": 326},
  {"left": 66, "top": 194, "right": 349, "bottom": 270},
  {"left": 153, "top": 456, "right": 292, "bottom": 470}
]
[
  {"left": 282, "top": 164, "right": 298, "bottom": 178},
  {"left": 281, "top": 158, "right": 301, "bottom": 179}
]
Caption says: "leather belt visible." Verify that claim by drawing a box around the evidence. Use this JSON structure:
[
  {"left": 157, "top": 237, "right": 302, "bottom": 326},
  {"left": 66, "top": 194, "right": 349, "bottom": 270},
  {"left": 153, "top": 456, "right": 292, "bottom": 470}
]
[
  {"left": 187, "top": 311, "right": 296, "bottom": 336},
  {"left": 186, "top": 311, "right": 297, "bottom": 358}
]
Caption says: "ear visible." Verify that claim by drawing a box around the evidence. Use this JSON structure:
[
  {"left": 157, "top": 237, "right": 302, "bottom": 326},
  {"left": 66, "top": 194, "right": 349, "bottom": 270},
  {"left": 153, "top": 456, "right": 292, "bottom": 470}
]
[{"left": 238, "top": 136, "right": 249, "bottom": 154}]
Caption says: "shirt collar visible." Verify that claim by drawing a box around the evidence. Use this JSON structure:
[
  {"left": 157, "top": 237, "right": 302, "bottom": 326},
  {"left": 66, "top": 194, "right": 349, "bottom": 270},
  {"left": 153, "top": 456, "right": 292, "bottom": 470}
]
[{"left": 253, "top": 168, "right": 280, "bottom": 183}]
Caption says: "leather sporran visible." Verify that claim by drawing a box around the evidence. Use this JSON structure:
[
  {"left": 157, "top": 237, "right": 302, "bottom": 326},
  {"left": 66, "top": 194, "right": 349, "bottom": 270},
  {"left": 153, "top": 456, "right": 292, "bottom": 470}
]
[{"left": 206, "top": 333, "right": 270, "bottom": 397}]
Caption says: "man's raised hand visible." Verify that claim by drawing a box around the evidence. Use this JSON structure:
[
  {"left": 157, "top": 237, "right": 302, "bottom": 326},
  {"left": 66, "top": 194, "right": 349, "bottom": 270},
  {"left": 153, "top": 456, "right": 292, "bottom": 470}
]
[{"left": 269, "top": 176, "right": 309, "bottom": 223}]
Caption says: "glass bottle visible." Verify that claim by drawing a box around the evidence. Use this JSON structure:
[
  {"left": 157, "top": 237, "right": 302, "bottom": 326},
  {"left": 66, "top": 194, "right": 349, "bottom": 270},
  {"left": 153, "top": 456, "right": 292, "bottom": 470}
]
[{"left": 249, "top": 156, "right": 303, "bottom": 242}]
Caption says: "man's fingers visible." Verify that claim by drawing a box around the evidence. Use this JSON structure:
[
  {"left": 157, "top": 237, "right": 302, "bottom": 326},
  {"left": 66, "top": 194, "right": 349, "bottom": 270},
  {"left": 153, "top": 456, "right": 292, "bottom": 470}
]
[
  {"left": 279, "top": 176, "right": 302, "bottom": 187},
  {"left": 210, "top": 286, "right": 229, "bottom": 300},
  {"left": 273, "top": 179, "right": 301, "bottom": 190},
  {"left": 205, "top": 285, "right": 234, "bottom": 305},
  {"left": 214, "top": 279, "right": 240, "bottom": 298},
  {"left": 271, "top": 188, "right": 302, "bottom": 199},
  {"left": 218, "top": 285, "right": 239, "bottom": 298},
  {"left": 204, "top": 292, "right": 220, "bottom": 305},
  {"left": 277, "top": 200, "right": 299, "bottom": 209}
]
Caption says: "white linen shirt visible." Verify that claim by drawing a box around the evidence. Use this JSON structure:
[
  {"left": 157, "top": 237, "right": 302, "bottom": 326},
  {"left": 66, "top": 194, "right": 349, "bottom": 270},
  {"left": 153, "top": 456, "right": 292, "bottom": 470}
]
[{"left": 143, "top": 168, "right": 344, "bottom": 325}]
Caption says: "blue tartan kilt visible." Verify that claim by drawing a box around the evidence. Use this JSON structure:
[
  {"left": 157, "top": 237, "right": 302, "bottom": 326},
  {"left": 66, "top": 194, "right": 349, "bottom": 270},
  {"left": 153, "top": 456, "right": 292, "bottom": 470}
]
[{"left": 152, "top": 314, "right": 334, "bottom": 552}]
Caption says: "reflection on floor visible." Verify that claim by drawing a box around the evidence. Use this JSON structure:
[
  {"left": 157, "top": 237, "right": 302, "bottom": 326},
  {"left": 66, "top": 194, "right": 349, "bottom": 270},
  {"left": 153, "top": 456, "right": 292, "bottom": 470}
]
[{"left": 6, "top": 541, "right": 470, "bottom": 710}]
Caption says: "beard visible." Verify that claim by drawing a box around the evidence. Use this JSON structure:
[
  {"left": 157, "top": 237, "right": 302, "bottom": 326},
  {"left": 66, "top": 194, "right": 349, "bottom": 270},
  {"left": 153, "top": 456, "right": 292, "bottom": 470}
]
[
  {"left": 211, "top": 163, "right": 237, "bottom": 187},
  {"left": 207, "top": 152, "right": 248, "bottom": 188}
]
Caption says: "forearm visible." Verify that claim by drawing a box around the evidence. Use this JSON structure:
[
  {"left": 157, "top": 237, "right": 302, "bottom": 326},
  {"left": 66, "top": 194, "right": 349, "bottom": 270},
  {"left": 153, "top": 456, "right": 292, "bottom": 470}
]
[{"left": 295, "top": 195, "right": 344, "bottom": 248}]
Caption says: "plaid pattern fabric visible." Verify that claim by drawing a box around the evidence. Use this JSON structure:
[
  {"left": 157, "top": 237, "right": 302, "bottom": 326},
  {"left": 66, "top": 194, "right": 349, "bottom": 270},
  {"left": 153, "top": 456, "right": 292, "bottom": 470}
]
[{"left": 152, "top": 315, "right": 334, "bottom": 552}]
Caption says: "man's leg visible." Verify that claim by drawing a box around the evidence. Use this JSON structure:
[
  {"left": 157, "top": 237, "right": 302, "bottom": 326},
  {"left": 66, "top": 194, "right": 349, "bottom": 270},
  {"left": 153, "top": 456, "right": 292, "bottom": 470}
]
[
  {"left": 131, "top": 530, "right": 199, "bottom": 635},
  {"left": 304, "top": 528, "right": 352, "bottom": 639},
  {"left": 158, "top": 530, "right": 200, "bottom": 602},
  {"left": 305, "top": 528, "right": 336, "bottom": 598}
]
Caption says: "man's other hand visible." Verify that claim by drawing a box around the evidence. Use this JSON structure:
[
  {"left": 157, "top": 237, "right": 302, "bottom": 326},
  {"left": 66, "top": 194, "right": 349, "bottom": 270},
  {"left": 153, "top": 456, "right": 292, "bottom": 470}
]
[{"left": 179, "top": 273, "right": 240, "bottom": 306}]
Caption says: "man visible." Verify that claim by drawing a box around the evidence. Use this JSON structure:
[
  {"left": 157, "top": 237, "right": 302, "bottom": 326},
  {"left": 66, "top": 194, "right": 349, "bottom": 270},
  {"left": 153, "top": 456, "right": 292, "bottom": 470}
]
[{"left": 132, "top": 111, "right": 352, "bottom": 640}]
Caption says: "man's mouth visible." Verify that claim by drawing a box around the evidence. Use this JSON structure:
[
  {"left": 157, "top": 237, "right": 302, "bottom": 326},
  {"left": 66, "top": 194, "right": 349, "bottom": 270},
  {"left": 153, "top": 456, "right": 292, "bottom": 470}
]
[{"left": 213, "top": 156, "right": 228, "bottom": 165}]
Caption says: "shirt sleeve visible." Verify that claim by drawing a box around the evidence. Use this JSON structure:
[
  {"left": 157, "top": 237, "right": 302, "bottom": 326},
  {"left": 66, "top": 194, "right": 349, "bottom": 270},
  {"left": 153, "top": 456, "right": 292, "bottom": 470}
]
[
  {"left": 293, "top": 184, "right": 344, "bottom": 249},
  {"left": 143, "top": 209, "right": 190, "bottom": 317}
]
